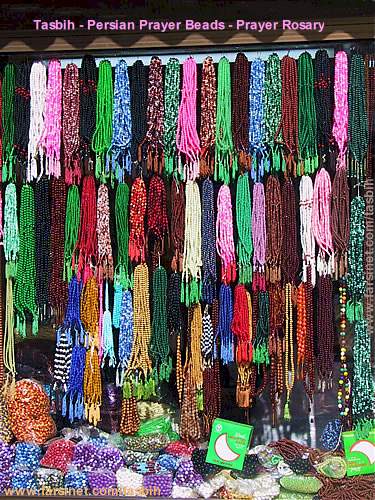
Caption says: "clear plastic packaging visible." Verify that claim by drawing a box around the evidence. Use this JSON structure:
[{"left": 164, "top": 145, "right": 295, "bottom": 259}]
[{"left": 40, "top": 438, "right": 76, "bottom": 474}]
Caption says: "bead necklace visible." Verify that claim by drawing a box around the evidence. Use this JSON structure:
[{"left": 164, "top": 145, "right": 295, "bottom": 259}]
[
  {"left": 14, "top": 61, "right": 31, "bottom": 180},
  {"left": 216, "top": 184, "right": 236, "bottom": 284},
  {"left": 215, "top": 57, "right": 234, "bottom": 184},
  {"left": 167, "top": 272, "right": 184, "bottom": 403},
  {"left": 332, "top": 51, "right": 348, "bottom": 170},
  {"left": 64, "top": 339, "right": 86, "bottom": 423},
  {"left": 283, "top": 283, "right": 294, "bottom": 421},
  {"left": 203, "top": 359, "right": 221, "bottom": 436},
  {"left": 97, "top": 184, "right": 114, "bottom": 282},
  {"left": 176, "top": 57, "right": 200, "bottom": 180},
  {"left": 92, "top": 60, "right": 113, "bottom": 181},
  {"left": 264, "top": 53, "right": 282, "bottom": 172},
  {"left": 314, "top": 49, "right": 333, "bottom": 162},
  {"left": 232, "top": 53, "right": 250, "bottom": 170},
  {"left": 280, "top": 56, "right": 298, "bottom": 175},
  {"left": 231, "top": 284, "right": 252, "bottom": 364},
  {"left": 64, "top": 185, "right": 80, "bottom": 283},
  {"left": 180, "top": 359, "right": 202, "bottom": 441},
  {"left": 128, "top": 177, "right": 147, "bottom": 263},
  {"left": 253, "top": 291, "right": 270, "bottom": 366},
  {"left": 76, "top": 175, "right": 97, "bottom": 282},
  {"left": 281, "top": 178, "right": 300, "bottom": 285},
  {"left": 249, "top": 58, "right": 266, "bottom": 179},
  {"left": 79, "top": 55, "right": 97, "bottom": 163},
  {"left": 331, "top": 167, "right": 350, "bottom": 278},
  {"left": 316, "top": 274, "right": 335, "bottom": 390},
  {"left": 115, "top": 182, "right": 131, "bottom": 288},
  {"left": 337, "top": 282, "right": 350, "bottom": 420},
  {"left": 35, "top": 177, "right": 51, "bottom": 317},
  {"left": 131, "top": 60, "right": 147, "bottom": 167},
  {"left": 83, "top": 348, "right": 102, "bottom": 426},
  {"left": 170, "top": 179, "right": 185, "bottom": 272},
  {"left": 110, "top": 60, "right": 132, "bottom": 181},
  {"left": 147, "top": 175, "right": 169, "bottom": 261},
  {"left": 252, "top": 182, "right": 267, "bottom": 291},
  {"left": 201, "top": 178, "right": 216, "bottom": 303},
  {"left": 62, "top": 63, "right": 81, "bottom": 185},
  {"left": 299, "top": 175, "right": 316, "bottom": 286},
  {"left": 40, "top": 59, "right": 62, "bottom": 178},
  {"left": 2, "top": 63, "right": 15, "bottom": 182},
  {"left": 189, "top": 304, "right": 204, "bottom": 410},
  {"left": 218, "top": 283, "right": 234, "bottom": 365},
  {"left": 296, "top": 282, "right": 307, "bottom": 379},
  {"left": 302, "top": 269, "right": 315, "bottom": 401},
  {"left": 265, "top": 175, "right": 282, "bottom": 284},
  {"left": 200, "top": 56, "right": 216, "bottom": 176},
  {"left": 0, "top": 76, "right": 2, "bottom": 180},
  {"left": 236, "top": 173, "right": 253, "bottom": 285},
  {"left": 80, "top": 275, "right": 99, "bottom": 348},
  {"left": 117, "top": 289, "right": 133, "bottom": 386},
  {"left": 163, "top": 58, "right": 180, "bottom": 177},
  {"left": 14, "top": 184, "right": 38, "bottom": 337}
]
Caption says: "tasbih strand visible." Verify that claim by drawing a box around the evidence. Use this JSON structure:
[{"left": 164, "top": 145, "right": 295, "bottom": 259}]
[
  {"left": 150, "top": 265, "right": 171, "bottom": 382},
  {"left": 232, "top": 53, "right": 250, "bottom": 170},
  {"left": 163, "top": 58, "right": 180, "bottom": 177},
  {"left": 180, "top": 358, "right": 202, "bottom": 442},
  {"left": 116, "top": 289, "right": 133, "bottom": 386},
  {"left": 176, "top": 57, "right": 200, "bottom": 181},
  {"left": 265, "top": 175, "right": 282, "bottom": 284},
  {"left": 280, "top": 56, "right": 298, "bottom": 175},
  {"left": 296, "top": 282, "right": 307, "bottom": 380},
  {"left": 81, "top": 275, "right": 99, "bottom": 349},
  {"left": 331, "top": 167, "right": 350, "bottom": 278},
  {"left": 53, "top": 316, "right": 72, "bottom": 395},
  {"left": 76, "top": 175, "right": 97, "bottom": 281},
  {"left": 203, "top": 357, "right": 221, "bottom": 436},
  {"left": 14, "top": 185, "right": 38, "bottom": 337},
  {"left": 283, "top": 283, "right": 294, "bottom": 420},
  {"left": 268, "top": 283, "right": 284, "bottom": 424},
  {"left": 236, "top": 173, "right": 253, "bottom": 285},
  {"left": 167, "top": 272, "right": 184, "bottom": 403},
  {"left": 79, "top": 55, "right": 97, "bottom": 166},
  {"left": 332, "top": 51, "right": 348, "bottom": 170},
  {"left": 128, "top": 177, "right": 147, "bottom": 263},
  {"left": 216, "top": 184, "right": 236, "bottom": 284},
  {"left": 14, "top": 61, "right": 31, "bottom": 180},
  {"left": 35, "top": 177, "right": 51, "bottom": 318},
  {"left": 40, "top": 59, "right": 62, "bottom": 178},
  {"left": 182, "top": 180, "right": 202, "bottom": 306},
  {"left": 130, "top": 60, "right": 147, "bottom": 167},
  {"left": 0, "top": 235, "right": 4, "bottom": 387},
  {"left": 170, "top": 179, "right": 184, "bottom": 273},
  {"left": 2, "top": 63, "right": 15, "bottom": 181},
  {"left": 249, "top": 58, "right": 266, "bottom": 179},
  {"left": 215, "top": 57, "right": 234, "bottom": 184},
  {"left": 303, "top": 269, "right": 315, "bottom": 401},
  {"left": 264, "top": 53, "right": 282, "bottom": 172},
  {"left": 101, "top": 279, "right": 115, "bottom": 368},
  {"left": 337, "top": 282, "right": 350, "bottom": 420},
  {"left": 365, "top": 54, "right": 374, "bottom": 178},
  {"left": 232, "top": 284, "right": 252, "bottom": 365},
  {"left": 201, "top": 178, "right": 216, "bottom": 303},
  {"left": 110, "top": 60, "right": 132, "bottom": 181},
  {"left": 189, "top": 304, "right": 204, "bottom": 410},
  {"left": 316, "top": 274, "right": 335, "bottom": 391},
  {"left": 0, "top": 75, "right": 2, "bottom": 179},
  {"left": 252, "top": 182, "right": 266, "bottom": 291},
  {"left": 63, "top": 63, "right": 81, "bottom": 185},
  {"left": 299, "top": 175, "right": 316, "bottom": 286},
  {"left": 83, "top": 347, "right": 102, "bottom": 426},
  {"left": 143, "top": 56, "right": 164, "bottom": 174},
  {"left": 314, "top": 49, "right": 333, "bottom": 162},
  {"left": 201, "top": 304, "right": 215, "bottom": 366},
  {"left": 97, "top": 184, "right": 114, "bottom": 282},
  {"left": 120, "top": 380, "right": 140, "bottom": 435},
  {"left": 64, "top": 185, "right": 80, "bottom": 282},
  {"left": 49, "top": 178, "right": 68, "bottom": 324},
  {"left": 92, "top": 60, "right": 113, "bottom": 181},
  {"left": 253, "top": 291, "right": 270, "bottom": 365},
  {"left": 363, "top": 179, "right": 374, "bottom": 365},
  {"left": 298, "top": 52, "right": 318, "bottom": 174},
  {"left": 348, "top": 53, "right": 368, "bottom": 181},
  {"left": 3, "top": 183, "right": 19, "bottom": 389},
  {"left": 27, "top": 62, "right": 46, "bottom": 181},
  {"left": 147, "top": 175, "right": 169, "bottom": 263},
  {"left": 218, "top": 283, "right": 234, "bottom": 365},
  {"left": 200, "top": 56, "right": 216, "bottom": 176},
  {"left": 115, "top": 182, "right": 131, "bottom": 288}
]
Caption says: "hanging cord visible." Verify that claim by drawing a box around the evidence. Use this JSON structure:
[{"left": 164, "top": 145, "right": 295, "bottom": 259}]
[
  {"left": 147, "top": 175, "right": 169, "bottom": 262},
  {"left": 79, "top": 54, "right": 97, "bottom": 165},
  {"left": 232, "top": 53, "right": 250, "bottom": 170},
  {"left": 218, "top": 283, "right": 234, "bottom": 365},
  {"left": 349, "top": 53, "right": 368, "bottom": 182},
  {"left": 131, "top": 60, "right": 147, "bottom": 167},
  {"left": 142, "top": 56, "right": 164, "bottom": 174},
  {"left": 115, "top": 182, "right": 131, "bottom": 288},
  {"left": 215, "top": 56, "right": 235, "bottom": 184},
  {"left": 314, "top": 49, "right": 333, "bottom": 163},
  {"left": 92, "top": 60, "right": 113, "bottom": 181},
  {"left": 40, "top": 59, "right": 62, "bottom": 178},
  {"left": 331, "top": 167, "right": 350, "bottom": 279},
  {"left": 163, "top": 58, "right": 180, "bottom": 177},
  {"left": 128, "top": 177, "right": 147, "bottom": 263},
  {"left": 110, "top": 60, "right": 132, "bottom": 181},
  {"left": 97, "top": 183, "right": 114, "bottom": 282},
  {"left": 365, "top": 54, "right": 374, "bottom": 178},
  {"left": 2, "top": 63, "right": 15, "bottom": 182},
  {"left": 200, "top": 56, "right": 216, "bottom": 176},
  {"left": 332, "top": 51, "right": 348, "bottom": 171},
  {"left": 176, "top": 57, "right": 200, "bottom": 181},
  {"left": 76, "top": 175, "right": 97, "bottom": 282},
  {"left": 264, "top": 53, "right": 282, "bottom": 172},
  {"left": 14, "top": 185, "right": 38, "bottom": 337},
  {"left": 279, "top": 56, "right": 298, "bottom": 175},
  {"left": 35, "top": 177, "right": 51, "bottom": 319},
  {"left": 150, "top": 265, "right": 171, "bottom": 383},
  {"left": 117, "top": 289, "right": 133, "bottom": 386},
  {"left": 281, "top": 178, "right": 300, "bottom": 285},
  {"left": 170, "top": 179, "right": 185, "bottom": 273},
  {"left": 299, "top": 175, "right": 316, "bottom": 287},
  {"left": 232, "top": 284, "right": 252, "bottom": 364},
  {"left": 252, "top": 182, "right": 267, "bottom": 291},
  {"left": 27, "top": 62, "right": 46, "bottom": 182},
  {"left": 49, "top": 178, "right": 68, "bottom": 324},
  {"left": 265, "top": 175, "right": 283, "bottom": 284},
  {"left": 298, "top": 52, "right": 318, "bottom": 175},
  {"left": 236, "top": 173, "right": 253, "bottom": 285},
  {"left": 201, "top": 178, "right": 216, "bottom": 303},
  {"left": 182, "top": 180, "right": 202, "bottom": 306},
  {"left": 14, "top": 61, "right": 31, "bottom": 180},
  {"left": 312, "top": 168, "right": 334, "bottom": 276},
  {"left": 64, "top": 185, "right": 80, "bottom": 283},
  {"left": 317, "top": 274, "right": 335, "bottom": 391},
  {"left": 216, "top": 184, "right": 236, "bottom": 285},
  {"left": 249, "top": 58, "right": 266, "bottom": 179},
  {"left": 63, "top": 63, "right": 81, "bottom": 185}
]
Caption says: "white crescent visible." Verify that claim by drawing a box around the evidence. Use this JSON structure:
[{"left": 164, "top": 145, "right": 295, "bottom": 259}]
[
  {"left": 350, "top": 440, "right": 375, "bottom": 465},
  {"left": 214, "top": 433, "right": 241, "bottom": 462}
]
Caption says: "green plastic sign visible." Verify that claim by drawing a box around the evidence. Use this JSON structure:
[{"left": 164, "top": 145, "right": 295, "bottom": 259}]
[
  {"left": 206, "top": 418, "right": 253, "bottom": 470},
  {"left": 342, "top": 428, "right": 375, "bottom": 476}
]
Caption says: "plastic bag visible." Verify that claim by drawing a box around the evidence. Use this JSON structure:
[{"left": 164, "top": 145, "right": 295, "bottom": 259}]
[
  {"left": 71, "top": 442, "right": 100, "bottom": 471},
  {"left": 40, "top": 438, "right": 76, "bottom": 474},
  {"left": 135, "top": 415, "right": 173, "bottom": 437},
  {"left": 64, "top": 469, "right": 89, "bottom": 489},
  {"left": 88, "top": 470, "right": 117, "bottom": 491},
  {"left": 14, "top": 443, "right": 41, "bottom": 471},
  {"left": 116, "top": 468, "right": 145, "bottom": 497},
  {"left": 123, "top": 432, "right": 171, "bottom": 452},
  {"left": 0, "top": 441, "right": 15, "bottom": 474},
  {"left": 96, "top": 445, "right": 125, "bottom": 472},
  {"left": 143, "top": 472, "right": 173, "bottom": 498},
  {"left": 34, "top": 468, "right": 64, "bottom": 490}
]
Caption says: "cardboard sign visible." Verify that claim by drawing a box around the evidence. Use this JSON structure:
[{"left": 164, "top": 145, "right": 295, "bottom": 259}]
[
  {"left": 206, "top": 418, "right": 253, "bottom": 470},
  {"left": 342, "top": 429, "right": 375, "bottom": 476}
]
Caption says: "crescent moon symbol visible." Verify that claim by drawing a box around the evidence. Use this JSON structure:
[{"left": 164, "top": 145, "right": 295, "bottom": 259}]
[
  {"left": 214, "top": 433, "right": 241, "bottom": 462},
  {"left": 350, "top": 440, "right": 375, "bottom": 465}
]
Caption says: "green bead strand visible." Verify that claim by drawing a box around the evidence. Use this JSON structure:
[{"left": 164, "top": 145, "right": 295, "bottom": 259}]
[
  {"left": 236, "top": 173, "right": 253, "bottom": 284},
  {"left": 64, "top": 185, "right": 80, "bottom": 282},
  {"left": 264, "top": 54, "right": 283, "bottom": 172},
  {"left": 115, "top": 182, "right": 131, "bottom": 289},
  {"left": 163, "top": 58, "right": 180, "bottom": 177},
  {"left": 2, "top": 63, "right": 15, "bottom": 182}
]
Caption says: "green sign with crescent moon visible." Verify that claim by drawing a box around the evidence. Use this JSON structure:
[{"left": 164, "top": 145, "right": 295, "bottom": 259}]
[
  {"left": 342, "top": 428, "right": 375, "bottom": 476},
  {"left": 206, "top": 418, "right": 253, "bottom": 470}
]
